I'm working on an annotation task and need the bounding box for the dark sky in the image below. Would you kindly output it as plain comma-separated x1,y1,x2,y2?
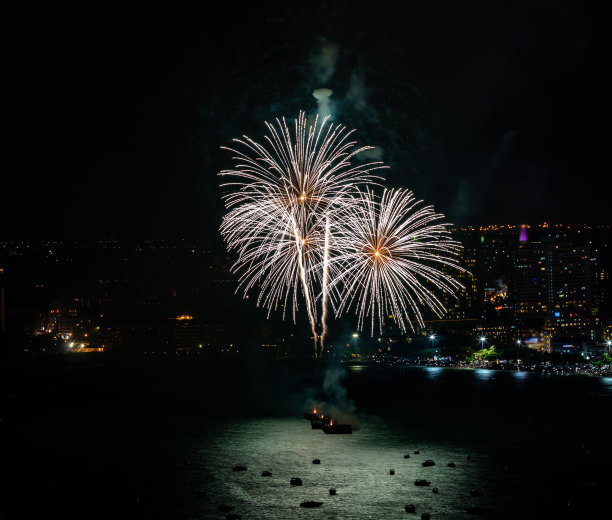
5,1,610,240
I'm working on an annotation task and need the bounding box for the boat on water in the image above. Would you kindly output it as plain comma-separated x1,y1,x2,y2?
311,416,331,429
322,423,352,434
304,409,319,421
300,501,323,508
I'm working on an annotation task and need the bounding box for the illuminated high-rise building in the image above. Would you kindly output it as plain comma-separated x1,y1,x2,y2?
546,240,592,334
513,242,548,319
440,245,479,320
513,236,593,335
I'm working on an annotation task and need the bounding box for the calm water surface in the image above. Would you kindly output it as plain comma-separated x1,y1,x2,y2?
2,359,611,519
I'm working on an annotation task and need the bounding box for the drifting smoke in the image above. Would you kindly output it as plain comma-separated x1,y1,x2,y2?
346,71,368,113
451,130,517,221
313,88,334,117
310,40,339,84
310,41,337,119
309,41,387,161
358,146,385,161
322,365,359,428
451,178,470,221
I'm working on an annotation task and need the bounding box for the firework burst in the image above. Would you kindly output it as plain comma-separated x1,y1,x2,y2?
219,112,385,355
326,188,465,336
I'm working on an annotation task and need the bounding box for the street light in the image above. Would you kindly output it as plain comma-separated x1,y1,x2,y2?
429,334,437,359
607,340,611,355
479,336,486,349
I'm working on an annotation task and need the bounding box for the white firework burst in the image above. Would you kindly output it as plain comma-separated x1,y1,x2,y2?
326,188,465,336
219,112,385,354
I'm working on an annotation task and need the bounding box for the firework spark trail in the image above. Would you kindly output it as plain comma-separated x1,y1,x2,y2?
327,188,465,336
291,215,319,348
219,112,385,355
319,213,331,356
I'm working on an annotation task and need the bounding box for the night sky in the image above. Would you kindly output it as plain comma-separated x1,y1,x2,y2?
5,1,610,240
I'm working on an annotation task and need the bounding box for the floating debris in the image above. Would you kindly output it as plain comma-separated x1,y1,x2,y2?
404,454,411,459
390,469,395,475
414,450,420,454
290,477,303,486
422,460,435,467
447,462,456,468
232,465,247,472
312,458,321,464
300,501,323,508
405,504,416,513
414,479,431,486
421,513,431,520
261,471,272,477
432,487,439,494
329,488,337,495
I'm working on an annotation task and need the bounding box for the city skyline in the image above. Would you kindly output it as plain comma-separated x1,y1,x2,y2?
1,221,609,361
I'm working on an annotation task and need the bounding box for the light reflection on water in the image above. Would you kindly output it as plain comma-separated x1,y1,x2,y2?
474,368,494,382
600,377,612,392
195,416,497,519
512,370,529,379
138,365,611,520
424,366,443,379
345,364,366,372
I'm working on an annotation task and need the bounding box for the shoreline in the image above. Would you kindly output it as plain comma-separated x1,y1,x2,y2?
344,360,612,379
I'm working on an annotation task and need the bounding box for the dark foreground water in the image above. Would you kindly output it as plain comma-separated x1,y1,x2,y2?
1,356,611,519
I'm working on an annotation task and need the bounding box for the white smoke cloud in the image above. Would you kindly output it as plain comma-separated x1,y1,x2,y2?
309,41,385,159
346,71,368,113
322,365,359,427
313,88,334,117
311,41,339,84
